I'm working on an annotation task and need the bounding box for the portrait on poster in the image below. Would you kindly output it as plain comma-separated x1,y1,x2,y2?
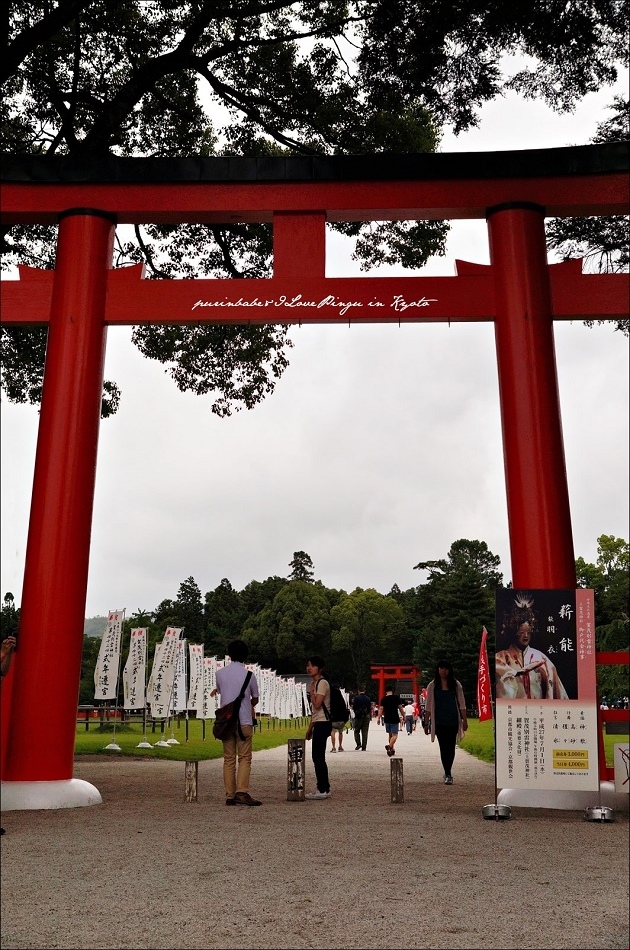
495,589,578,700
495,589,599,792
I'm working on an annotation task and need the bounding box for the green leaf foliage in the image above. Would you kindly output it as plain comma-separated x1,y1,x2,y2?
330,586,406,689
546,96,629,335
577,535,629,700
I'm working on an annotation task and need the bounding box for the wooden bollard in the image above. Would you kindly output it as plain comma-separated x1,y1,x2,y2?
184,761,198,802
390,757,404,803
287,738,306,801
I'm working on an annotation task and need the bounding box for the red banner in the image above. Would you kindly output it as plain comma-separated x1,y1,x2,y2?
477,627,493,722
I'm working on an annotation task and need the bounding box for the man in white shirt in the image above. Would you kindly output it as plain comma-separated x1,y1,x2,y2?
215,640,261,806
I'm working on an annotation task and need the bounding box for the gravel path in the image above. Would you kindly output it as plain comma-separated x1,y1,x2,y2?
1,727,628,950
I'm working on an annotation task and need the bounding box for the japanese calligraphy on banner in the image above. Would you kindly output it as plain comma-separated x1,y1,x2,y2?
495,589,598,792
122,627,147,709
477,627,493,722
147,626,182,719
187,643,204,712
171,639,187,713
94,609,125,700
200,656,220,720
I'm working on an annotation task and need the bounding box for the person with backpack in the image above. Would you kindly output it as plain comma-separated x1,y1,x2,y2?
304,654,332,799
215,639,261,806
351,686,372,751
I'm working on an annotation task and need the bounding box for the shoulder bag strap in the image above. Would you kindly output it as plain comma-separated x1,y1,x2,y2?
234,670,253,740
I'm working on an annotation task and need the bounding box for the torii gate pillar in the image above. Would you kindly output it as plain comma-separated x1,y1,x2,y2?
488,202,576,588
1,210,114,807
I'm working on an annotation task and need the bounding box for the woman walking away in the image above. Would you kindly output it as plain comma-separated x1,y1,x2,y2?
424,660,468,784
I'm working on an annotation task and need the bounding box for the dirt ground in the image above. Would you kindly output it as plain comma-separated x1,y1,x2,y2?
1,727,628,950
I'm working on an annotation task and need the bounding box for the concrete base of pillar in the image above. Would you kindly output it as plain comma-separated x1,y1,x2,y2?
497,781,628,812
1,779,102,811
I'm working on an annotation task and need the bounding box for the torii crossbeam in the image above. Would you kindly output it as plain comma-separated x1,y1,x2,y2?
1,143,628,808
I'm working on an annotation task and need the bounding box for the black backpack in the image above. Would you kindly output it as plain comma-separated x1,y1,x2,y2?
352,693,372,718
321,680,350,723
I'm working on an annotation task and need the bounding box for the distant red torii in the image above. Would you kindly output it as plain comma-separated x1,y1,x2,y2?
370,665,423,705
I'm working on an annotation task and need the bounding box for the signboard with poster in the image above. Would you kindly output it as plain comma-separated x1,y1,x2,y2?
495,588,599,793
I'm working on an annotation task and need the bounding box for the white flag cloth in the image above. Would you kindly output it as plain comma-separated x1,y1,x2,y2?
122,627,147,709
187,643,204,712
171,639,187,713
201,657,220,719
147,627,182,719
94,609,125,701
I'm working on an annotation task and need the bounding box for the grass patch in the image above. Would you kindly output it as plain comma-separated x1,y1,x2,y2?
75,716,310,762
459,719,495,763
77,716,623,767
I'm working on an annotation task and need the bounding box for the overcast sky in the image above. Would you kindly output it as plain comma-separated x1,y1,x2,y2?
2,76,628,619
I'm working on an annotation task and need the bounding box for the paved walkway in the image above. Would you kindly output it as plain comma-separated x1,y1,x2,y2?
1,726,628,949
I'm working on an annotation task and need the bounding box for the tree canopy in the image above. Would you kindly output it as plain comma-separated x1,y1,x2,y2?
2,0,628,415
288,550,316,583
7,533,628,703
546,95,629,335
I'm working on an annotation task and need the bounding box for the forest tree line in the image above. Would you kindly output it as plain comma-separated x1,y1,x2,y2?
3,535,628,707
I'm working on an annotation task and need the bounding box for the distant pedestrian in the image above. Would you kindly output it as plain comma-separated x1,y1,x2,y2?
424,660,468,785
379,685,405,757
305,655,332,799
330,682,346,752
215,639,261,806
351,686,372,751
403,701,415,735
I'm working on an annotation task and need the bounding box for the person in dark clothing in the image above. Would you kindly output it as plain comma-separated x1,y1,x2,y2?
351,687,372,751
423,660,468,784
378,686,405,757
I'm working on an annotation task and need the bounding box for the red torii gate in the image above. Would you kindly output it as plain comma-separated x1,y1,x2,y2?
1,143,628,808
370,665,422,705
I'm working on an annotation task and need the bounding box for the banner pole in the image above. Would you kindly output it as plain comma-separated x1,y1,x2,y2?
480,623,510,821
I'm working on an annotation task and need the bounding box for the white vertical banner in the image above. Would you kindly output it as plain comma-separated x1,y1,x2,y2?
259,669,273,715
249,663,262,706
201,656,220,719
291,679,302,718
94,609,125,701
171,638,187,713
187,643,204,712
272,673,282,719
122,627,147,709
280,678,290,719
148,626,182,719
